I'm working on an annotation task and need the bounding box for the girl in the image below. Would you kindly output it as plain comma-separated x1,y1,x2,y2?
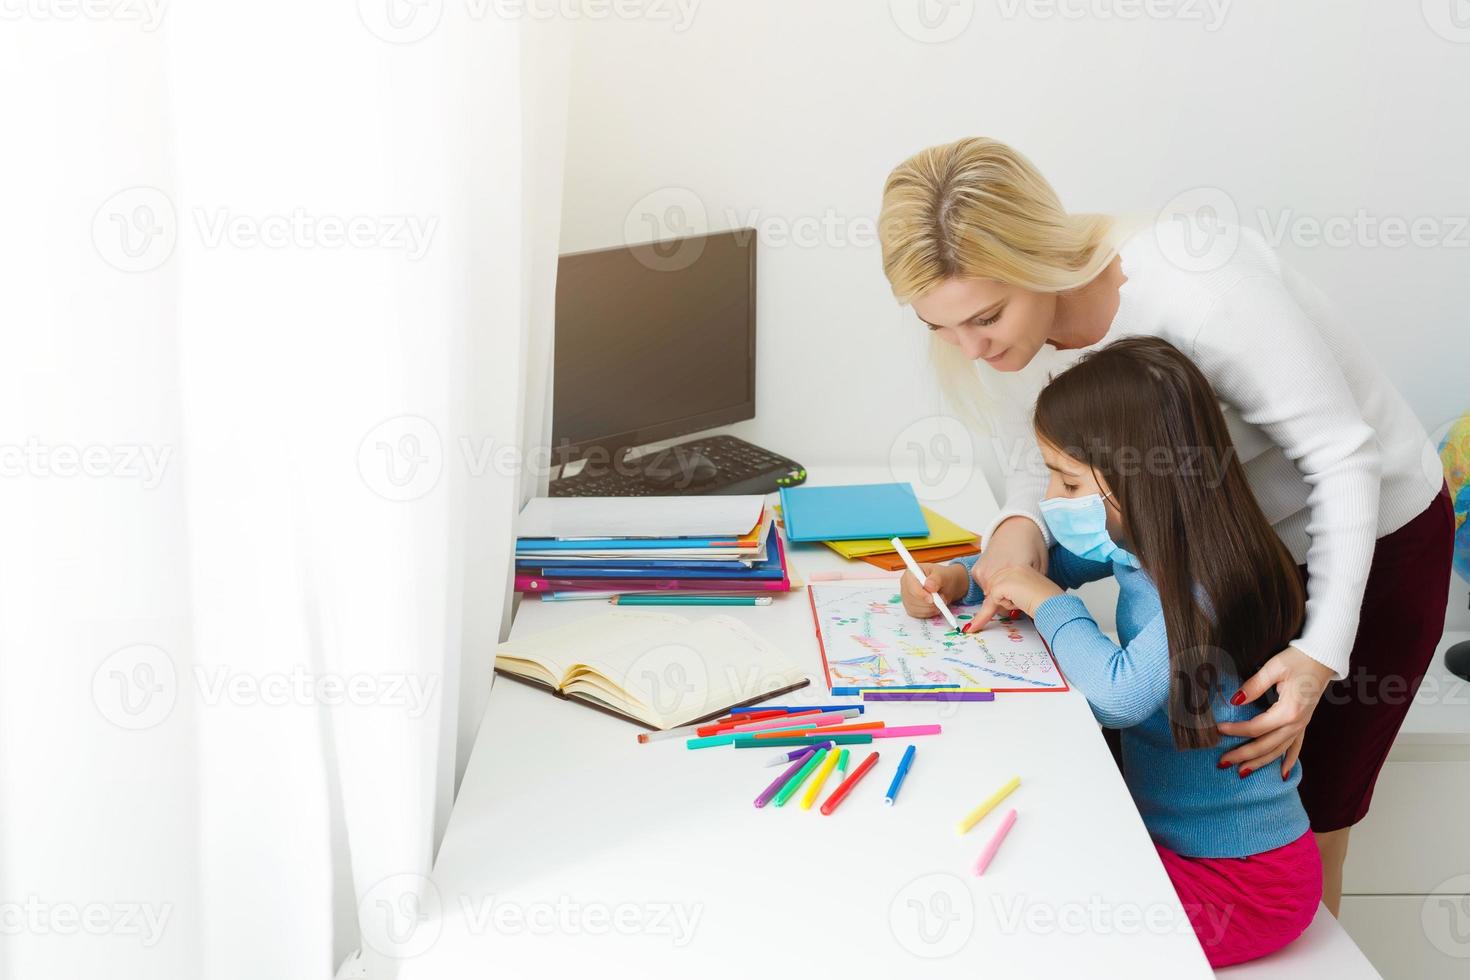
879,137,1454,914
901,337,1322,967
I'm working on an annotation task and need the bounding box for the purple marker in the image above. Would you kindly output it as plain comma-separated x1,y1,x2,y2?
754,748,816,808
762,741,834,767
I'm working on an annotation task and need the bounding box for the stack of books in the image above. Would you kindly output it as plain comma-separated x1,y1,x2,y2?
513,495,791,600
775,482,980,570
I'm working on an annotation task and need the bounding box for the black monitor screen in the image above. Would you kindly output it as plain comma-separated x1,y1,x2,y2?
552,230,755,462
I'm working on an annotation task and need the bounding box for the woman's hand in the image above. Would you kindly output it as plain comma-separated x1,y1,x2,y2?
974,516,1049,592
964,565,1062,632
899,562,969,619
1216,646,1335,778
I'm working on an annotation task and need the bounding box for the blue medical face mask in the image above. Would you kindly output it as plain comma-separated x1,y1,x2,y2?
1038,491,1141,569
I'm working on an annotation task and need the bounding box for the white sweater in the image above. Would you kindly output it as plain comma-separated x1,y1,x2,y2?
985,223,1441,679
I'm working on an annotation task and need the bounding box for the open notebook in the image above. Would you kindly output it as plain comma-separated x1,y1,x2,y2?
494,610,810,730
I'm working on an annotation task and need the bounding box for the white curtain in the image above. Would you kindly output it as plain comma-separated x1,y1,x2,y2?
0,7,569,980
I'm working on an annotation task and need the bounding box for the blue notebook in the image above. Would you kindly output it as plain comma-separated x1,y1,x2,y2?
778,482,930,542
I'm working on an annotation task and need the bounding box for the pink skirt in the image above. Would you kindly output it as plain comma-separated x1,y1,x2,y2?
1154,831,1322,968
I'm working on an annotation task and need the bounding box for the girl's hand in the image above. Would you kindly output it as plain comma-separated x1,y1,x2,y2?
964,565,1062,632
1216,646,1334,778
974,516,1049,592
899,562,969,619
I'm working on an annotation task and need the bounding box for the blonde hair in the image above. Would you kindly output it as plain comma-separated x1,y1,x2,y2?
879,137,1136,432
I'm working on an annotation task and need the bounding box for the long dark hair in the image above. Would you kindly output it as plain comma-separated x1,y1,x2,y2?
1033,337,1305,749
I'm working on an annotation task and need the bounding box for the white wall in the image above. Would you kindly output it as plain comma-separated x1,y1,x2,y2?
557,0,1470,626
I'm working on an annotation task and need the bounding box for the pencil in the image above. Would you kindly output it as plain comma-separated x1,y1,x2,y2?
891,538,960,630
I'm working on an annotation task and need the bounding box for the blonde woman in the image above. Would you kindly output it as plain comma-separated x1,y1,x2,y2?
880,137,1454,916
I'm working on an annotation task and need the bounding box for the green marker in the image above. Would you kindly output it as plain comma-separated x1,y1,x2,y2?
773,748,828,808
836,748,850,775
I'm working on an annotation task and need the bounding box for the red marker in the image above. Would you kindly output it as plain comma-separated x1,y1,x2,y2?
819,750,880,815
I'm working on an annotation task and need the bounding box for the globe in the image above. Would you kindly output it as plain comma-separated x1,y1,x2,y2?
1442,411,1470,583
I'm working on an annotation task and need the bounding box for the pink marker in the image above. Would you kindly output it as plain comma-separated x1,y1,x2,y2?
870,725,943,738
973,808,1018,875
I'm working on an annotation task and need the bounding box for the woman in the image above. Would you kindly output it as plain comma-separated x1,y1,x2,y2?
878,137,1454,915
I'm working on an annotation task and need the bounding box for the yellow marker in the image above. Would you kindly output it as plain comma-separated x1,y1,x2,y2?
800,745,843,810
957,775,1020,835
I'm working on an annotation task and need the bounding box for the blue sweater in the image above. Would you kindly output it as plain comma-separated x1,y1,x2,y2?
956,548,1309,858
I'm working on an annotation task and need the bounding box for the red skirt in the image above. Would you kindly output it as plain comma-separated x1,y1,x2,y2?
1296,484,1456,831
1156,830,1322,967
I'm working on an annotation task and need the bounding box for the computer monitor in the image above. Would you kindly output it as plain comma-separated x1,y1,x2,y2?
551,229,756,468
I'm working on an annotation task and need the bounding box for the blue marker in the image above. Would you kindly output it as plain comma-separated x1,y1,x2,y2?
884,744,917,806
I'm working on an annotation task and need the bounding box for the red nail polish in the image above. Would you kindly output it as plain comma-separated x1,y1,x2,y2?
1281,770,1289,781
1238,767,1252,779
1229,691,1246,706
1217,760,1230,769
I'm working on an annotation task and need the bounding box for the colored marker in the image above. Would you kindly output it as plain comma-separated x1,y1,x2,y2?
831,685,961,695
774,748,828,808
957,776,1021,835
763,742,834,767
694,709,787,735
749,721,884,738
864,691,995,702
973,808,1018,875
686,723,816,749
870,725,942,739
892,537,960,630
800,746,842,809
754,749,816,808
612,595,772,606
819,750,880,815
730,705,862,715
836,748,850,774
736,734,874,748
885,744,916,805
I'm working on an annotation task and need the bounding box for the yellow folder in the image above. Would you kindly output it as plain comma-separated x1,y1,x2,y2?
821,506,978,559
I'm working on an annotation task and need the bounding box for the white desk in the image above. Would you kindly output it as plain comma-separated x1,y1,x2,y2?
400,466,1213,979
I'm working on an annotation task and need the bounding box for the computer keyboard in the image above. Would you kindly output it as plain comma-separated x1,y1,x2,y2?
549,435,807,497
